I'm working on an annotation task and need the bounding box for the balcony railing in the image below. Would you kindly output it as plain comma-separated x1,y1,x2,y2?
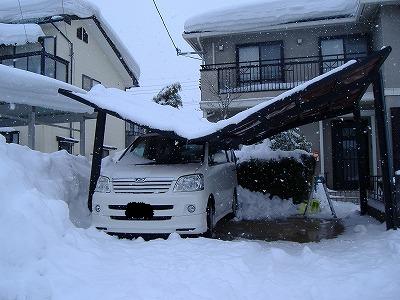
201,53,367,94
0,50,69,83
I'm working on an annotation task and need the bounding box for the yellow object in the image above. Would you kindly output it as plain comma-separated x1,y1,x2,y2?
298,199,320,214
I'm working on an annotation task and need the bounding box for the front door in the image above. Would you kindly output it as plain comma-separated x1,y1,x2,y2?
332,120,370,190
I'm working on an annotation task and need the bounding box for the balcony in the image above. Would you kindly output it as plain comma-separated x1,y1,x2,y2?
201,53,367,94
0,50,69,83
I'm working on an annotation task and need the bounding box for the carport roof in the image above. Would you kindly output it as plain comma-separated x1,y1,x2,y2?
0,47,391,147
60,47,391,147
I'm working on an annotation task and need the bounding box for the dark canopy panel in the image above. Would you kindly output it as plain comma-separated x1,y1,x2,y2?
191,47,391,148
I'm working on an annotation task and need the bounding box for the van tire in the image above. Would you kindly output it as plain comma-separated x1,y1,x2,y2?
204,200,215,238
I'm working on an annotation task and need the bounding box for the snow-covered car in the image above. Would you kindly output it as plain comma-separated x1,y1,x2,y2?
92,133,238,237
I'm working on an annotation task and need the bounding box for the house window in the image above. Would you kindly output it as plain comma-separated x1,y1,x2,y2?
0,38,68,83
57,136,79,154
0,129,19,144
77,27,88,43
320,35,368,73
82,74,101,91
237,41,283,84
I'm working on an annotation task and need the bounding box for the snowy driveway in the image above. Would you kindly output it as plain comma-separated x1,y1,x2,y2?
1,137,400,300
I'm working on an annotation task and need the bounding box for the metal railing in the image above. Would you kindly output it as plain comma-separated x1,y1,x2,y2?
201,53,367,94
367,175,384,203
0,50,69,83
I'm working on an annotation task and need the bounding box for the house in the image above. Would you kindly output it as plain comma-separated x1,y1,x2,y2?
0,0,141,157
183,0,400,208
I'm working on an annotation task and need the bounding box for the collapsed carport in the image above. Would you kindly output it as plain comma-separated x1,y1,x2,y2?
1,46,397,229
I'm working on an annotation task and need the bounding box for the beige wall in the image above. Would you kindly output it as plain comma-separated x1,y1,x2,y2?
11,19,134,157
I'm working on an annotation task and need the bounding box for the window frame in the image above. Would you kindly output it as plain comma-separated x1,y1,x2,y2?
82,74,101,91
318,33,371,73
235,41,285,84
77,27,89,44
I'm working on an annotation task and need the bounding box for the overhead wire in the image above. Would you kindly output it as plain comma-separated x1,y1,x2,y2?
151,0,202,61
16,0,28,43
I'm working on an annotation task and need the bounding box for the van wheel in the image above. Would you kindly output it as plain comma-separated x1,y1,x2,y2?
204,201,215,238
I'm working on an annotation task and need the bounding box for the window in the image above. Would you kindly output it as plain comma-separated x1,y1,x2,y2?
0,130,19,144
208,148,229,165
57,136,79,154
237,42,283,84
77,27,88,43
82,74,101,91
42,37,56,55
121,136,205,165
320,36,368,73
0,38,68,82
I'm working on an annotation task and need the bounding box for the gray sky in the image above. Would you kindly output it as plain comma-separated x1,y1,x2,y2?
94,0,250,109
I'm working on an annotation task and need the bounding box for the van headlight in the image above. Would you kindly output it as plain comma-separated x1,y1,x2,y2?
95,176,111,193
173,174,204,192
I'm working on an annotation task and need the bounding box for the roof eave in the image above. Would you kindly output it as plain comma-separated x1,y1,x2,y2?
183,16,359,43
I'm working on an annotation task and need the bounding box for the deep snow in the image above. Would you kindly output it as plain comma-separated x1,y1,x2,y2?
1,137,400,300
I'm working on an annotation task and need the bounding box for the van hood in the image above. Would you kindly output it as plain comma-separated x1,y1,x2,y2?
102,162,204,180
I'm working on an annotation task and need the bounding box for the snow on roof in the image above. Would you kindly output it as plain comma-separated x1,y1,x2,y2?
0,23,44,45
0,0,140,81
57,136,79,143
0,127,17,133
184,0,360,36
0,64,92,113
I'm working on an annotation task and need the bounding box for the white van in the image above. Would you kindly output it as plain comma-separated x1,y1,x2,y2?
92,134,238,237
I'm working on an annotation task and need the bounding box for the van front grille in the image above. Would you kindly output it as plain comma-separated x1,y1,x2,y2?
112,178,173,194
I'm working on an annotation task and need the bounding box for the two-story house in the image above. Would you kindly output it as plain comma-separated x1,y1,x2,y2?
0,0,140,157
183,0,400,206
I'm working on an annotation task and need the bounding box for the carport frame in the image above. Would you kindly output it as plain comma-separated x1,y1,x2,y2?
59,47,398,229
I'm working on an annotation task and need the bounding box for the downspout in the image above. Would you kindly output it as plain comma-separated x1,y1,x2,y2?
197,36,205,64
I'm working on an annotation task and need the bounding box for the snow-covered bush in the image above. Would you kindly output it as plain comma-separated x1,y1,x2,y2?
236,140,315,204
269,128,312,152
153,82,183,108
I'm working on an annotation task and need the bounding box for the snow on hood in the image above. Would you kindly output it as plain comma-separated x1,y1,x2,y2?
0,0,140,80
0,23,44,45
184,0,360,35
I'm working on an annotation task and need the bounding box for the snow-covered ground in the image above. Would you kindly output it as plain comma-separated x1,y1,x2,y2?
1,137,400,300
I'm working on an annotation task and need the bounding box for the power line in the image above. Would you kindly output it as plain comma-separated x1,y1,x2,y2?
151,0,202,61
16,0,28,43
151,0,179,54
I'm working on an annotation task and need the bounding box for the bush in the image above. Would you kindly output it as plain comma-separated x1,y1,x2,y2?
237,154,316,204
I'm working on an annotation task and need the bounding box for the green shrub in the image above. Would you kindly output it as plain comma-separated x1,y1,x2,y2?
237,155,316,204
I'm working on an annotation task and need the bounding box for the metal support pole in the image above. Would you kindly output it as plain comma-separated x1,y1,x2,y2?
80,118,86,156
28,107,36,150
373,72,397,229
319,121,325,176
88,111,106,212
354,105,368,215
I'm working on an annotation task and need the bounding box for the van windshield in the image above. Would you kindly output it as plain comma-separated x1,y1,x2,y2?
120,136,205,165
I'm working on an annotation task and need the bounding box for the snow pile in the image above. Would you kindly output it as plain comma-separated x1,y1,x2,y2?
1,137,400,299
235,139,309,163
0,23,44,45
0,0,140,80
185,0,359,35
0,138,90,228
237,187,298,220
